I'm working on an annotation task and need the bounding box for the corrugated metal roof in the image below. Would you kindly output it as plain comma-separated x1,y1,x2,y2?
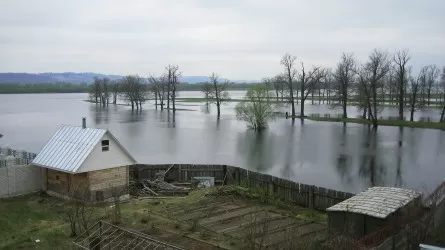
32,125,106,173
326,187,421,219
419,244,445,250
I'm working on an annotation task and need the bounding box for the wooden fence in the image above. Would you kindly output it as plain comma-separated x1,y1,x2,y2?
131,164,354,211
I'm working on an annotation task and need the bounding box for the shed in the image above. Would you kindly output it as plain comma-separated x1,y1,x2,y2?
326,186,421,239
32,118,137,201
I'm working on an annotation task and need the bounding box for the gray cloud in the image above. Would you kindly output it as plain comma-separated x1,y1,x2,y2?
0,0,444,80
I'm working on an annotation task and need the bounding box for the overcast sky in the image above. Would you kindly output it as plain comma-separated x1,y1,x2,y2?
0,0,444,80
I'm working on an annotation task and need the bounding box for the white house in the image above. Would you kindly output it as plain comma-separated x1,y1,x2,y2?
32,118,137,201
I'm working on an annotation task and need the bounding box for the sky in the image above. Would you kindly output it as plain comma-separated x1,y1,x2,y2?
0,0,444,80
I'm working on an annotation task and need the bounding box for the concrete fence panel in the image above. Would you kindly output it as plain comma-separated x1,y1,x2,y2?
0,165,43,198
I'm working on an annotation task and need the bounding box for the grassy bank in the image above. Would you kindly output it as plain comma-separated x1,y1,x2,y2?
176,97,245,103
293,115,445,130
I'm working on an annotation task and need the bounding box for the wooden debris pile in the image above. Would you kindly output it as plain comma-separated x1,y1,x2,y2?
132,179,191,197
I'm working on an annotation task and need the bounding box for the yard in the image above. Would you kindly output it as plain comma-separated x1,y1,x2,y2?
0,186,328,249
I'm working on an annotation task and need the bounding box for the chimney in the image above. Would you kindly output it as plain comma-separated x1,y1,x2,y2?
82,117,86,129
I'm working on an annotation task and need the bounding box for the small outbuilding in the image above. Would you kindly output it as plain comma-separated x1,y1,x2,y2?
326,186,422,239
32,118,137,201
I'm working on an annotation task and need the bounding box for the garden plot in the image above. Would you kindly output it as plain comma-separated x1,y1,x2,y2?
156,188,328,249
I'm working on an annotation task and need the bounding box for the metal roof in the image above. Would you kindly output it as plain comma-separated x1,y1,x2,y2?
326,187,421,219
419,244,445,250
32,125,135,173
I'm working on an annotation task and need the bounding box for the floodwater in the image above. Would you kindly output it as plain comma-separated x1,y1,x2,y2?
0,91,444,194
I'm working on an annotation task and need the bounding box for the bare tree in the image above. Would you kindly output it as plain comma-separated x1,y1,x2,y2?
120,75,147,110
205,73,230,118
332,53,357,118
148,75,167,110
440,67,445,122
393,49,411,120
100,78,110,106
243,209,272,250
298,63,327,117
261,77,273,90
201,80,213,109
63,182,95,237
89,77,102,104
281,53,298,120
426,65,440,106
408,67,427,121
271,74,286,102
109,185,128,225
110,80,120,104
356,49,391,128
166,65,181,112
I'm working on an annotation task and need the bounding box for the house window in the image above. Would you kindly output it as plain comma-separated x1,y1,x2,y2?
56,175,60,181
101,140,109,152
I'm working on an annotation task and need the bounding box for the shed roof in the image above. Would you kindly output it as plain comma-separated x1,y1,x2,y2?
32,125,136,173
326,187,421,219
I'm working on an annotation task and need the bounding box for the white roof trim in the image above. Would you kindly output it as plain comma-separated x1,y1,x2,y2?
327,186,421,219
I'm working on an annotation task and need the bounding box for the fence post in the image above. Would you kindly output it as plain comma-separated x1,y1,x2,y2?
222,165,227,185
269,179,274,196
308,185,315,209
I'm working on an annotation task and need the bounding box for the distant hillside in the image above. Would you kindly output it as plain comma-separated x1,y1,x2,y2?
0,73,122,84
0,72,258,84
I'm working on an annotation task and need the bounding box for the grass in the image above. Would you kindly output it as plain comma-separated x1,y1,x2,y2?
293,115,445,130
0,193,70,250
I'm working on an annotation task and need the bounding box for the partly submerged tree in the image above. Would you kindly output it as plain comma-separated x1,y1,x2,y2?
332,52,357,118
440,66,445,122
408,66,427,121
235,84,276,130
203,73,230,118
356,49,391,128
393,49,411,120
280,53,298,120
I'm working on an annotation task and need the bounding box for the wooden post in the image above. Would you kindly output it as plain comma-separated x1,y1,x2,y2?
269,181,274,196
222,165,227,185
308,185,315,209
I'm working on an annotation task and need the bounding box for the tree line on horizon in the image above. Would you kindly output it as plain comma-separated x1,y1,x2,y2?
85,49,445,128
264,49,445,126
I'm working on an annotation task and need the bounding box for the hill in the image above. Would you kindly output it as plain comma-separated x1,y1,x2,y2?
0,73,258,84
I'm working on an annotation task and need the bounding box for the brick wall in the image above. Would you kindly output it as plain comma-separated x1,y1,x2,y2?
88,166,128,191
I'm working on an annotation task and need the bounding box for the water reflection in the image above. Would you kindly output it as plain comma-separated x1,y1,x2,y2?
154,110,176,128
2,92,445,194
282,121,296,178
90,104,110,125
395,127,403,187
201,102,211,114
358,126,386,187
236,130,275,172
121,109,145,123
335,124,353,185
